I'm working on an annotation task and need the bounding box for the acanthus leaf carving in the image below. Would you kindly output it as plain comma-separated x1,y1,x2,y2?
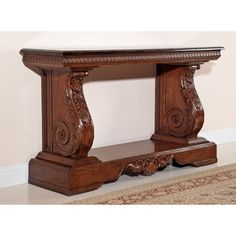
66,71,92,125
181,65,202,111
123,155,173,176
180,65,204,137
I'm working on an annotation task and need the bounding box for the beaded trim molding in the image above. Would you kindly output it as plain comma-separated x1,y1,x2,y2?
22,50,221,67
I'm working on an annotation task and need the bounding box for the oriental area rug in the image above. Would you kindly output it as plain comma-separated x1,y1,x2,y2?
67,163,236,204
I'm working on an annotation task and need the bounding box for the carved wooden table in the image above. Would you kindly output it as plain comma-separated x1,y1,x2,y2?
20,47,223,195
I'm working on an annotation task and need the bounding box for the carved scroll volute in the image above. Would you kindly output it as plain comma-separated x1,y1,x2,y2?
53,71,94,158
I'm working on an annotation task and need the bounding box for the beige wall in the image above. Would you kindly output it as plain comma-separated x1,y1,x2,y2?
0,32,235,166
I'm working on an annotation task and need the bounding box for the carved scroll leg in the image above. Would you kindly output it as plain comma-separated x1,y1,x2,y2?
151,64,217,166
28,69,100,195
52,70,94,158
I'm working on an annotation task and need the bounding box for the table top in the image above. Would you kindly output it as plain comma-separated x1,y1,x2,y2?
20,46,224,55
20,47,224,68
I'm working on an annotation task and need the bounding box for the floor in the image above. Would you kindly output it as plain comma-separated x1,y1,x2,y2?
0,142,235,204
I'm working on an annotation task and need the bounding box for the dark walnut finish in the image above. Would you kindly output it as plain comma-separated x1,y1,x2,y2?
20,47,223,195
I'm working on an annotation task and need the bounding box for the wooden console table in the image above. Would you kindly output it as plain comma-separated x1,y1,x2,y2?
20,47,223,195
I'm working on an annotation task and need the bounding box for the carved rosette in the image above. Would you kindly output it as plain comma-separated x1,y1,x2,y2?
53,71,94,158
165,65,204,138
123,155,173,176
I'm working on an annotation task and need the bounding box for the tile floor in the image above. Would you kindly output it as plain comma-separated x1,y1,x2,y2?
0,142,235,204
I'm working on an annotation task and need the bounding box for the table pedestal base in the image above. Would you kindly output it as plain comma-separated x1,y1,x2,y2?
29,139,216,196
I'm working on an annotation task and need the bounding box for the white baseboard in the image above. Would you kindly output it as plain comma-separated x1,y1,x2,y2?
0,162,28,188
199,127,236,145
1,127,236,189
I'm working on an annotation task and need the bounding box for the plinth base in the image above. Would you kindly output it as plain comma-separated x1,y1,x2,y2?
29,139,217,196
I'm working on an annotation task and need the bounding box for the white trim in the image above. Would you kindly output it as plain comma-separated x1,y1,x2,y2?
0,127,236,189
199,127,236,145
0,162,28,188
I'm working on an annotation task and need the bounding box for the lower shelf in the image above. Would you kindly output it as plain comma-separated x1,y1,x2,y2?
29,139,217,195
89,139,207,162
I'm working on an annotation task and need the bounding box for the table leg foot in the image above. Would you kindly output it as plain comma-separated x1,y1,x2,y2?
174,142,217,167
28,152,104,196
